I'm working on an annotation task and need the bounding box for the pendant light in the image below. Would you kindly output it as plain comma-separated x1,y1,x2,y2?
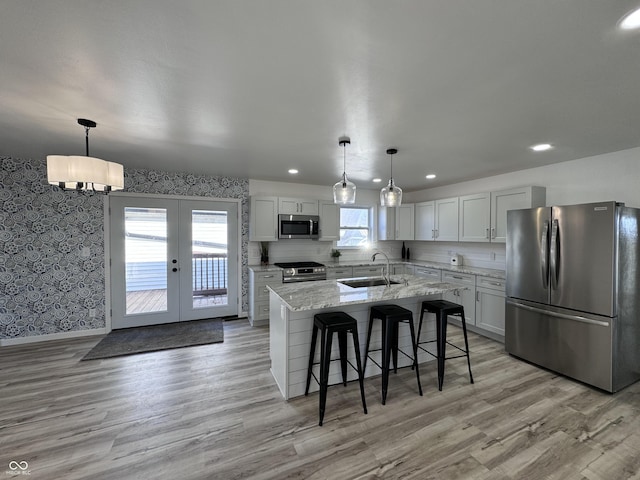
333,136,356,204
380,148,402,207
47,118,124,193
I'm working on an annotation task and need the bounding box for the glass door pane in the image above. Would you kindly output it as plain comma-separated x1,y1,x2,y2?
191,209,228,308
125,207,168,314
179,200,238,321
110,196,180,329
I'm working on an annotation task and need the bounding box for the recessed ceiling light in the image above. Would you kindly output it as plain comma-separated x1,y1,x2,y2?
620,7,640,30
372,178,382,183
426,174,436,180
530,143,553,152
288,169,298,174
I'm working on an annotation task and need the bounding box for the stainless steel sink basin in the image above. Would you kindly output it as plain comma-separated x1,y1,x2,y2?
339,278,400,288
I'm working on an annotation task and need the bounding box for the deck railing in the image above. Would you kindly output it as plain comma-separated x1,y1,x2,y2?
125,253,228,296
192,253,228,296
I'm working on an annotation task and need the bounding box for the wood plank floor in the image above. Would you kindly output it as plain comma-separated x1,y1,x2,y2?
2,320,640,479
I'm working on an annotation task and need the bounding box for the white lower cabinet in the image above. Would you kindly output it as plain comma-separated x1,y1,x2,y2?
325,266,353,279
475,276,506,337
249,269,282,326
441,271,476,326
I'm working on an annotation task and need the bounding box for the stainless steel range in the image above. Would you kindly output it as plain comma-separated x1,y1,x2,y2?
274,261,326,283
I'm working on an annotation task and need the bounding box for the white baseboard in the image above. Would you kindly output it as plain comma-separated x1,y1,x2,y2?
0,328,107,347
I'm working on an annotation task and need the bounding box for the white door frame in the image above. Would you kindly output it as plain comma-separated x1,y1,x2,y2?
105,192,242,330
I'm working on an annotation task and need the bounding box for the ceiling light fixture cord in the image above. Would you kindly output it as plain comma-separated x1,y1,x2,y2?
333,136,356,205
84,125,90,156
380,147,402,207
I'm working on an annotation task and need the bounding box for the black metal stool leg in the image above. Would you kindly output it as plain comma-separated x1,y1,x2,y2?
338,331,348,386
413,306,425,370
391,321,399,374
305,324,319,396
459,313,474,384
437,313,448,391
319,329,333,426
351,327,367,414
363,310,374,374
381,318,392,405
407,316,423,396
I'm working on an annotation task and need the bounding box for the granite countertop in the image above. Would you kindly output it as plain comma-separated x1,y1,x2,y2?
267,274,464,312
406,261,506,280
248,264,283,273
249,260,505,280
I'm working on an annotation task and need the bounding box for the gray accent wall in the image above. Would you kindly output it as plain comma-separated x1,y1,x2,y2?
0,156,249,340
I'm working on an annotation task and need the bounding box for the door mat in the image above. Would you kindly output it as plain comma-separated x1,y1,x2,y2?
82,318,224,360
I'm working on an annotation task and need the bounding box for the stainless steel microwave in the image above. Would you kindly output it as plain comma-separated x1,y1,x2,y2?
278,214,320,240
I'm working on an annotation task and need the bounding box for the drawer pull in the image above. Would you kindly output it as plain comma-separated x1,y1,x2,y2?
451,275,464,280
262,275,275,278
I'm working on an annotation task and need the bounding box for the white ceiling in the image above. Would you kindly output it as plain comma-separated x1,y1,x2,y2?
2,1,640,191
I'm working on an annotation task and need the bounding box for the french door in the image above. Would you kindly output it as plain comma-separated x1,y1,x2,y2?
109,195,239,329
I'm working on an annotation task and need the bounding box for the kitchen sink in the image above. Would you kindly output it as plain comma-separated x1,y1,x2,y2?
339,278,400,288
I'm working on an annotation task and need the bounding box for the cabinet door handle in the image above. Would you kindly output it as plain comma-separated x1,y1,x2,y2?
476,291,480,301
486,228,490,239
431,229,435,239
491,227,496,239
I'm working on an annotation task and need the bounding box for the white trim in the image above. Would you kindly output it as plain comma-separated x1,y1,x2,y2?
104,194,113,333
107,193,243,325
109,191,242,205
0,328,107,347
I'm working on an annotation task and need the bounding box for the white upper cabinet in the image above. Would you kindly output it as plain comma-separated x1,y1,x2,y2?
278,197,319,215
396,204,415,240
378,207,394,240
434,197,459,242
378,204,414,240
318,201,339,241
490,186,546,243
415,198,458,241
250,196,278,241
459,192,491,242
415,201,436,241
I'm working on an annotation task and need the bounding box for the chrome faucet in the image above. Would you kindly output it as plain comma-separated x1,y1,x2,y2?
371,251,391,287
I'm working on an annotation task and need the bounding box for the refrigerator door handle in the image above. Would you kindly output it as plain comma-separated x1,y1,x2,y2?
507,300,610,327
549,219,559,289
541,221,549,289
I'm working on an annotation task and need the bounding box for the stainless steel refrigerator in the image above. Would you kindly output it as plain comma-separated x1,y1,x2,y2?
505,201,640,392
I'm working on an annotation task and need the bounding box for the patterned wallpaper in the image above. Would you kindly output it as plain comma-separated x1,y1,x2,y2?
0,156,249,340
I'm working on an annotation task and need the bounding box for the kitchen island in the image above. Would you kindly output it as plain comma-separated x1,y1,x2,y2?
267,275,463,399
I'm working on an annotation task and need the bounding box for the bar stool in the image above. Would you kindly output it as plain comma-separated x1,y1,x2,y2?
416,299,474,391
363,304,422,405
304,312,367,426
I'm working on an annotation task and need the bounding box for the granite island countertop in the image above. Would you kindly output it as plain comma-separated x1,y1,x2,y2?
267,274,464,312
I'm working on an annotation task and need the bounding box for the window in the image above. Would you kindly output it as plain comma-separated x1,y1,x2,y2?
337,206,373,247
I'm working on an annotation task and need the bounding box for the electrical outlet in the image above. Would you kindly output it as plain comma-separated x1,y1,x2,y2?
89,308,96,317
